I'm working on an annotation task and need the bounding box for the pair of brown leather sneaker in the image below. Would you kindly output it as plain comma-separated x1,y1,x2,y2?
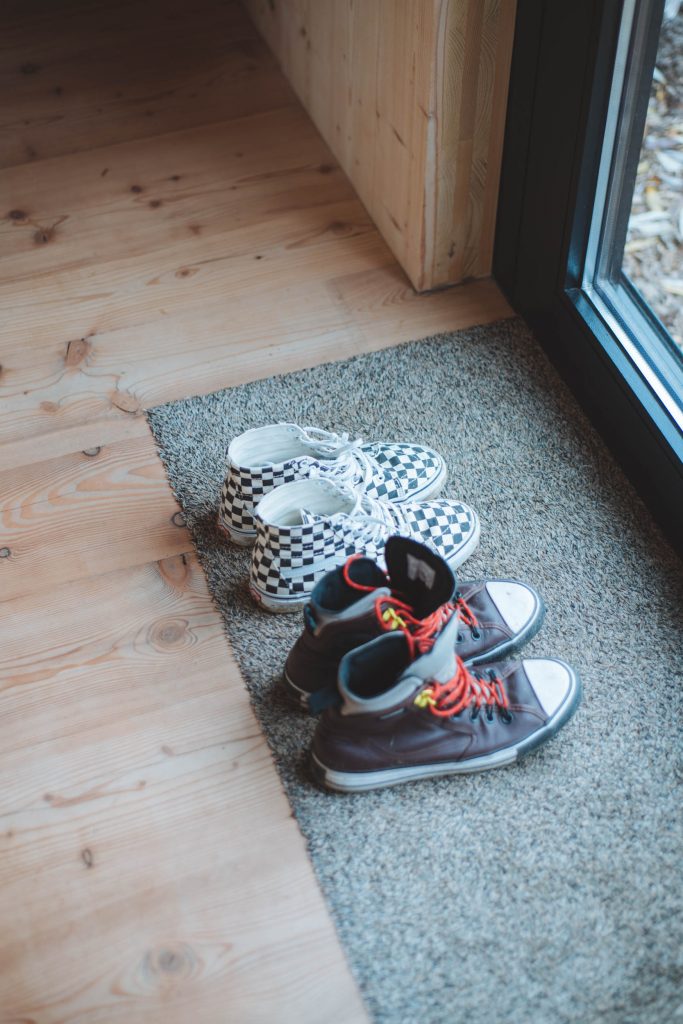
284,537,581,792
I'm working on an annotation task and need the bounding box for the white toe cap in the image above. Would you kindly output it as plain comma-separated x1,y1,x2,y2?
486,581,538,633
523,658,574,717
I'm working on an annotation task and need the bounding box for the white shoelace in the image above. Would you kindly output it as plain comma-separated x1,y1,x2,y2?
296,426,376,490
338,492,411,548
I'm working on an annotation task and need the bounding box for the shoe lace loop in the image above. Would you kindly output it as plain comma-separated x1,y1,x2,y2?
414,658,509,719
298,426,376,490
333,493,410,550
375,597,455,657
454,592,478,629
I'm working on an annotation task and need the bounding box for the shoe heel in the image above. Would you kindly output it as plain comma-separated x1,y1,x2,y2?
309,751,331,791
282,669,312,708
248,583,308,614
217,515,256,547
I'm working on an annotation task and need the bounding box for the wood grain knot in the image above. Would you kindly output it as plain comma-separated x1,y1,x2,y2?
40,401,59,413
0,547,11,559
65,337,92,367
175,266,199,279
143,943,198,983
8,209,27,221
149,617,191,650
130,185,143,194
81,848,94,868
149,199,162,209
157,553,191,586
110,390,141,415
31,214,68,246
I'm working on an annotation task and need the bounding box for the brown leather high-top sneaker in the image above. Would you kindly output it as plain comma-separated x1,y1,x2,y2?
310,612,581,792
284,537,545,710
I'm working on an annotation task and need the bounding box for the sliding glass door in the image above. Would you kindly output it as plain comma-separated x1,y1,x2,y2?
495,0,682,551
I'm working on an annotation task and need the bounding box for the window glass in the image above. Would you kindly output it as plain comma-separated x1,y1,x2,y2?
623,4,682,357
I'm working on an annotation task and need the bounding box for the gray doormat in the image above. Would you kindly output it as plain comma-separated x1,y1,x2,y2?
147,319,683,1024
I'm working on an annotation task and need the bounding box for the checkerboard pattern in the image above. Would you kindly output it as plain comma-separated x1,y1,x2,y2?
362,443,443,502
249,498,477,605
250,520,386,602
219,462,300,535
399,501,475,560
219,441,444,539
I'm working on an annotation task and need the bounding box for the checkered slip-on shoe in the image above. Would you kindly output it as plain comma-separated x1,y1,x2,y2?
249,478,480,613
218,422,447,545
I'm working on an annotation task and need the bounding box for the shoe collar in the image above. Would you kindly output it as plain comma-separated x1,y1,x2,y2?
338,612,460,716
228,423,364,471
312,586,392,629
253,479,404,540
255,478,358,529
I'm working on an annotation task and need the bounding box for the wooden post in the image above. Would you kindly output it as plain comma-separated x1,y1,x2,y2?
242,0,517,291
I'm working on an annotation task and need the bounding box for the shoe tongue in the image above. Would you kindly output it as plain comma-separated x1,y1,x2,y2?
300,506,322,526
384,536,455,618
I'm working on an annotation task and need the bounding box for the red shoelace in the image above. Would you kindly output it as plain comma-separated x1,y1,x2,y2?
342,554,479,657
414,657,509,718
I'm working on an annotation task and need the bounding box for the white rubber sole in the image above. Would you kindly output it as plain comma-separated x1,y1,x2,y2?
249,584,310,614
311,663,581,793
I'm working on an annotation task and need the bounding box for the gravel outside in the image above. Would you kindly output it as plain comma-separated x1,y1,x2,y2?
624,9,683,353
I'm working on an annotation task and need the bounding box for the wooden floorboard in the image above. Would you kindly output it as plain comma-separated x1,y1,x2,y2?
0,556,364,1023
0,434,189,601
0,0,512,1018
0,106,350,273
0,0,293,168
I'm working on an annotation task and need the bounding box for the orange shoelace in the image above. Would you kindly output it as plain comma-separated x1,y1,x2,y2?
342,554,479,657
414,658,509,719
375,596,454,657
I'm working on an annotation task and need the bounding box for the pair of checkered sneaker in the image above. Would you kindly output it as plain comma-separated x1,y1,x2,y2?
218,422,480,612
283,537,582,793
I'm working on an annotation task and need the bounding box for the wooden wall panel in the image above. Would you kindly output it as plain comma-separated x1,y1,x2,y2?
242,0,517,291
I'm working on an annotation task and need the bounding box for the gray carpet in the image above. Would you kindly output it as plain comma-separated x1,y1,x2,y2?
147,318,683,1024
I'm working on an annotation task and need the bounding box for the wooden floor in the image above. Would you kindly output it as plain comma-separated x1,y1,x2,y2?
0,1,511,1020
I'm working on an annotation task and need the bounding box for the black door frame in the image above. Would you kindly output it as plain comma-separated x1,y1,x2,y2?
494,0,683,554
